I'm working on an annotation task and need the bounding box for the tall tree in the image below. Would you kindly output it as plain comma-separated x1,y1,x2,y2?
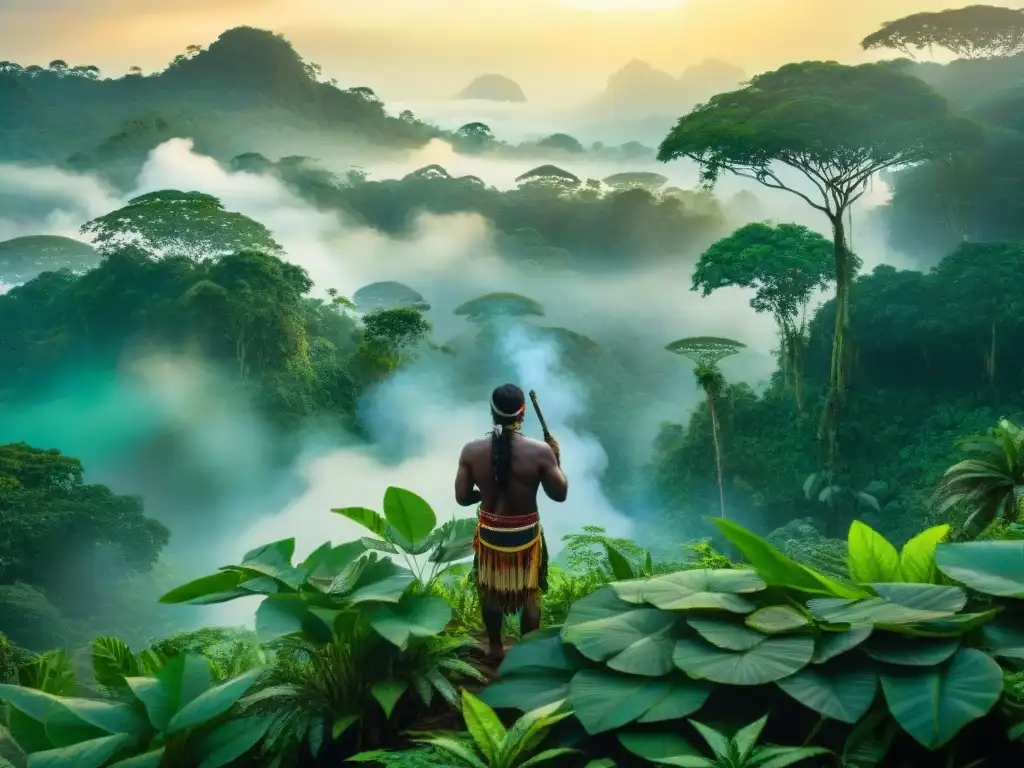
664,336,745,519
80,190,283,260
692,223,836,412
861,6,1024,59
657,61,983,469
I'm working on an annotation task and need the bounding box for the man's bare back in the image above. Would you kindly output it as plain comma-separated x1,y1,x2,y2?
455,433,567,514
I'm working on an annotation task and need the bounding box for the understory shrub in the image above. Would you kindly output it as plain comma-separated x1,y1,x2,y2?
482,518,1024,764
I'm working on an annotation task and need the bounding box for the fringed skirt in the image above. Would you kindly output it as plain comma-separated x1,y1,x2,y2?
472,508,549,614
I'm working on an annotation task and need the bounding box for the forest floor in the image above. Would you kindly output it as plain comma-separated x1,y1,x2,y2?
409,632,515,733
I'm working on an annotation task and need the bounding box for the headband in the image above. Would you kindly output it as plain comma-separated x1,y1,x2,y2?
491,397,525,419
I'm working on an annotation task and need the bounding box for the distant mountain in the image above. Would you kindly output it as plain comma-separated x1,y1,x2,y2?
0,26,446,178
455,74,526,102
581,58,745,120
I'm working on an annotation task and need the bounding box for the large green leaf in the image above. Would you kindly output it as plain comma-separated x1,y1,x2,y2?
428,517,478,564
123,677,174,732
195,716,272,768
304,543,371,595
164,667,265,735
382,486,436,546
568,669,673,735
611,569,764,613
686,618,766,651
331,506,388,538
880,648,1003,749
346,560,415,605
0,685,63,722
25,733,137,768
935,540,1024,598
848,522,901,584
899,525,949,583
618,732,703,764
812,627,872,664
158,571,246,605
713,519,865,599
253,595,312,643
109,749,165,767
808,583,966,626
46,698,145,737
745,606,808,634
238,538,306,589
498,633,581,676
477,672,571,712
776,659,878,723
864,636,959,666
602,542,638,580
637,677,712,724
980,617,1024,661
365,595,451,649
562,589,676,677
370,680,408,719
673,634,814,686
461,691,506,763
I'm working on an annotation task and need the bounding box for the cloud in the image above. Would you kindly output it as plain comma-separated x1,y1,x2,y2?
0,132,910,630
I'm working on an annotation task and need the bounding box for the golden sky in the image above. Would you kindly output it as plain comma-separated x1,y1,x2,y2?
3,0,1022,101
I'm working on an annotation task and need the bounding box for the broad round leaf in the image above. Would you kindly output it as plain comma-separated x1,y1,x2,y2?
864,636,959,667
617,569,764,613
812,627,872,664
673,634,814,685
569,669,673,734
809,583,966,626
477,672,571,712
382,487,437,546
744,606,809,634
498,634,582,676
687,618,766,651
880,648,1003,749
563,603,677,677
935,541,1024,598
637,677,713,723
776,659,878,723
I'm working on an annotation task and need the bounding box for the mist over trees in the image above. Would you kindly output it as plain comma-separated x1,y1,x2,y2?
2,9,1024,768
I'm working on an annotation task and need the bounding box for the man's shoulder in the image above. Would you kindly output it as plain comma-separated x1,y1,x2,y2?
461,436,490,455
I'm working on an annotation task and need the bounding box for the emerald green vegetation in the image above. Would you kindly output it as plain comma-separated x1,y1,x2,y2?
4,7,1024,767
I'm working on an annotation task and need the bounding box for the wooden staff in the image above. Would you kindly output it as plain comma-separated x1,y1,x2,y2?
528,390,551,441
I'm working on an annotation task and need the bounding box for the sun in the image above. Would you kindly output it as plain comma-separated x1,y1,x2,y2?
553,0,687,11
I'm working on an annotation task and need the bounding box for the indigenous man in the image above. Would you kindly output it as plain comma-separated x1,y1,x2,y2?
454,383,568,661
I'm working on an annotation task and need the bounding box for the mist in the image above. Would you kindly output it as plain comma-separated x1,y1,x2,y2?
0,127,907,630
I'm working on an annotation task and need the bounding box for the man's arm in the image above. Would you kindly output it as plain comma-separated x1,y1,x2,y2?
539,443,568,503
454,443,482,507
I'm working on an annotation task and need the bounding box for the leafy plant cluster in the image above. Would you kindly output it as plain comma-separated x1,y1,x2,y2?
481,517,1024,765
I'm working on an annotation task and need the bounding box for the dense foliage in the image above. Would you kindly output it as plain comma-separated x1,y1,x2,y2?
3,9,1024,767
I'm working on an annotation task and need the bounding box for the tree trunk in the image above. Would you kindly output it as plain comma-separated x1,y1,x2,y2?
706,389,726,519
821,211,853,477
